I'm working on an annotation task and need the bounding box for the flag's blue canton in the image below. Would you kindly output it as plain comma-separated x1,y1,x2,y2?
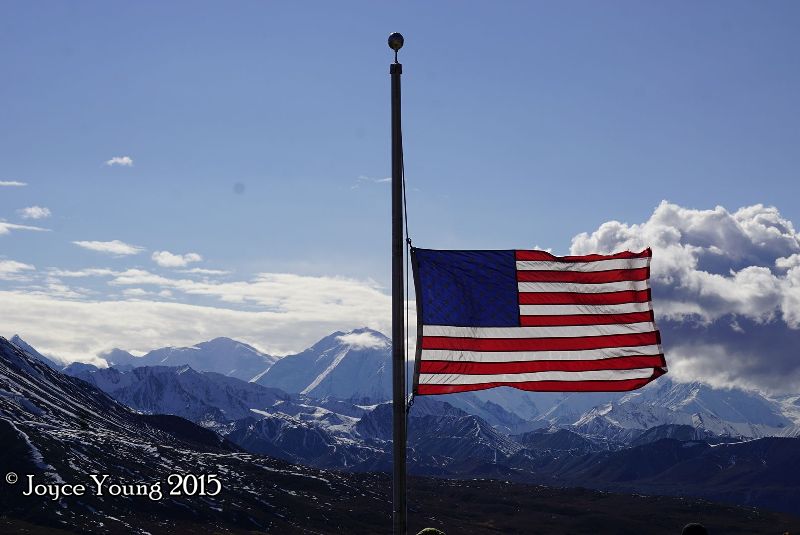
414,249,519,327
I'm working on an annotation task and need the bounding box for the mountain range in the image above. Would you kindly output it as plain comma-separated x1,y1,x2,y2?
5,333,800,534
0,335,393,533
101,336,278,382
8,329,800,515
15,328,800,445
254,327,394,401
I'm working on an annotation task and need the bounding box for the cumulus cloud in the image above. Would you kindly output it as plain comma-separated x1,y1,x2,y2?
72,240,145,256
0,181,27,187
0,221,49,236
571,201,800,393
0,260,35,280
17,206,51,220
105,156,133,167
151,251,202,268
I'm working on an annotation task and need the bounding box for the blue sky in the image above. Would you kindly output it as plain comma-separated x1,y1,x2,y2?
2,2,800,387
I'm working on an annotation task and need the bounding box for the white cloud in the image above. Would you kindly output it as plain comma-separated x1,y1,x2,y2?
571,201,800,393
776,254,800,271
106,269,392,314
571,201,800,324
18,206,51,220
0,260,35,280
120,288,173,299
0,221,49,236
352,175,391,189
72,240,145,256
47,268,118,278
121,288,151,298
0,181,27,187
151,251,203,268
0,270,392,362
31,282,87,299
180,268,231,276
337,331,389,349
105,156,133,167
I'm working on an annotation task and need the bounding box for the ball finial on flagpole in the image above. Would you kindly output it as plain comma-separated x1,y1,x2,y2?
388,32,404,51
388,32,404,63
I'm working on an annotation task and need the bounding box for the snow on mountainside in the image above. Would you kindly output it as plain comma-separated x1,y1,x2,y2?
256,328,393,401
61,354,389,467
571,378,795,441
101,337,278,382
64,363,288,426
9,336,798,531
0,336,395,533
18,332,800,445
438,391,540,434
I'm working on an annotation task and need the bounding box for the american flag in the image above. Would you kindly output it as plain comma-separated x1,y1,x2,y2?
411,248,666,395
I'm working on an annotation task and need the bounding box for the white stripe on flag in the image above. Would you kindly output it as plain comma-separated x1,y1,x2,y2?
418,367,656,384
518,302,652,315
422,322,655,339
517,280,650,293
516,258,649,272
420,344,663,362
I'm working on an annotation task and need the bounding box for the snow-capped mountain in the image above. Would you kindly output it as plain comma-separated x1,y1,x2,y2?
64,363,288,426
226,408,381,469
23,332,800,444
571,378,794,441
10,332,800,515
8,334,61,369
62,356,392,467
256,327,393,401
437,391,541,434
64,345,525,475
102,336,278,382
629,424,716,447
0,335,398,533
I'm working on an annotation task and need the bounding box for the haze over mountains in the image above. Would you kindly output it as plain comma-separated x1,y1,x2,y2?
101,336,279,382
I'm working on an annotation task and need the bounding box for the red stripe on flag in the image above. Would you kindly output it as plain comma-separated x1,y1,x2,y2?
519,311,654,326
419,355,666,375
518,289,651,305
416,369,665,394
421,331,660,352
516,267,650,283
515,249,652,262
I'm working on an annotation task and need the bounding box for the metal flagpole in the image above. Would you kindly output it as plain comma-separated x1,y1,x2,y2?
388,31,407,535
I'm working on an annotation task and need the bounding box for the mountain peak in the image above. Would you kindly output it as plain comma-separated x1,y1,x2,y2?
200,337,264,354
257,329,392,401
206,336,237,344
7,335,60,368
100,339,277,382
